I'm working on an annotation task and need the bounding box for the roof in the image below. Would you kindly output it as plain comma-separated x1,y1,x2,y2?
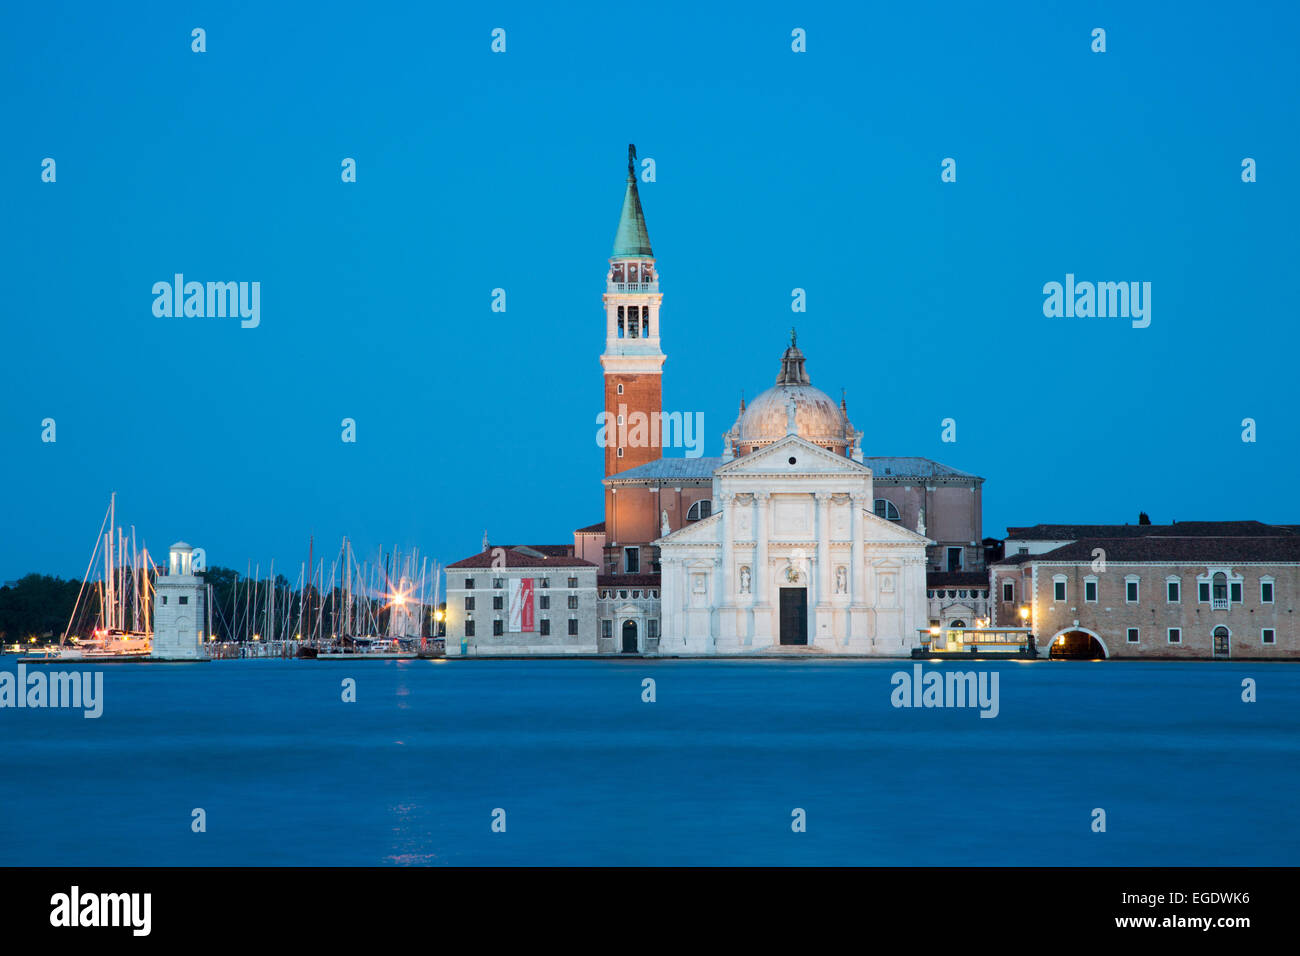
926,571,989,588
1005,521,1297,540
865,457,980,480
489,543,574,556
990,552,1038,567
598,573,661,587
606,457,723,483
447,546,595,570
611,154,653,259
575,521,606,534
1036,536,1300,563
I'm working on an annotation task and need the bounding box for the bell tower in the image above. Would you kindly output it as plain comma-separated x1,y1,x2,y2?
601,144,665,477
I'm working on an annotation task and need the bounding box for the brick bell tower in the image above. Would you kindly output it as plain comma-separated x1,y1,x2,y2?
601,144,665,479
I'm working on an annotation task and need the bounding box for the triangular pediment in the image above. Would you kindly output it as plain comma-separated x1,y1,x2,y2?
861,508,932,544
656,510,721,546
716,435,869,477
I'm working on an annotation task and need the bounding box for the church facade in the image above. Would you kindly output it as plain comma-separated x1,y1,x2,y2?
444,146,982,657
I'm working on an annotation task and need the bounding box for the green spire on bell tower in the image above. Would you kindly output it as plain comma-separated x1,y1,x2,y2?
612,143,654,260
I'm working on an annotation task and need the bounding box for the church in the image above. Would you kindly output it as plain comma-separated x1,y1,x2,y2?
445,147,985,656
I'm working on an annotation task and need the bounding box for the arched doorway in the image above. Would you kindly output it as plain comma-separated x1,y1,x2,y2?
621,620,638,654
1213,626,1231,658
1049,628,1108,660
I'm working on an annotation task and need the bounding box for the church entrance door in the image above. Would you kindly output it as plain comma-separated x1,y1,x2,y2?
621,620,638,653
779,588,808,645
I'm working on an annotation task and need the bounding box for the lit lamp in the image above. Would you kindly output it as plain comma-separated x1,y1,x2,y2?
1018,606,1029,625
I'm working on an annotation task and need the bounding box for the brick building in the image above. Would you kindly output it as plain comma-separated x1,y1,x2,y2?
990,522,1300,658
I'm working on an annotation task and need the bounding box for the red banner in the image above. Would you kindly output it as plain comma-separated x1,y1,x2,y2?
520,577,534,632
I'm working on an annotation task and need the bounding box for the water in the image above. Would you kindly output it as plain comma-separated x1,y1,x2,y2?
1,656,1296,866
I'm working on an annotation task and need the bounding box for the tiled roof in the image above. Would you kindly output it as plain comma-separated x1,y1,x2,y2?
605,457,723,482
865,457,980,479
447,547,595,569
990,552,1038,566
603,454,981,483
574,521,606,534
598,573,661,587
1036,536,1300,563
489,544,574,556
926,571,989,588
1005,521,1298,540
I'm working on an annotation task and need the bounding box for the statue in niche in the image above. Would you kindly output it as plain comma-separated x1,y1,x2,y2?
835,566,847,594
661,510,670,536
739,565,751,594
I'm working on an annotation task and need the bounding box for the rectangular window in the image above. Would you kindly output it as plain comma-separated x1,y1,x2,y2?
1198,581,1210,603
464,620,475,637
539,595,550,610
540,578,550,589
492,596,503,610
464,578,475,590
946,547,963,572
567,576,579,588
1084,580,1097,603
161,596,168,605
567,594,578,610
1002,582,1014,602
464,596,475,610
540,619,550,636
1167,580,1180,603
568,619,578,636
1261,581,1274,603
1127,627,1139,644
625,547,640,573
1262,628,1276,645
648,620,659,639
1126,580,1139,603
1017,547,1028,555
1230,582,1242,603
601,620,612,640
493,619,503,636
1053,580,1066,602
179,596,189,605
493,578,504,589
1168,628,1181,644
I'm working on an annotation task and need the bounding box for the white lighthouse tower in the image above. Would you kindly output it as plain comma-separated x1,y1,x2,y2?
151,541,207,661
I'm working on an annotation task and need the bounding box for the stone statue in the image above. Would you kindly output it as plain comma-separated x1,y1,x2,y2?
740,566,751,594
661,509,670,535
786,396,798,435
835,566,847,594
917,507,926,537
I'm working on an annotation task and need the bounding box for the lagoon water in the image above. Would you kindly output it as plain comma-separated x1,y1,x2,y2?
1,656,1297,866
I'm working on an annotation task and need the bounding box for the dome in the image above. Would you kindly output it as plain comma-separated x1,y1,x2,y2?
738,384,847,445
728,335,861,458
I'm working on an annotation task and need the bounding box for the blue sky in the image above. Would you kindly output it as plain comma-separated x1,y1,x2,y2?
2,1,1298,581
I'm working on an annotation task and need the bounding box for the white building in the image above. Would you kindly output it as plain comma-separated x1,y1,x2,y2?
151,541,207,661
656,343,931,655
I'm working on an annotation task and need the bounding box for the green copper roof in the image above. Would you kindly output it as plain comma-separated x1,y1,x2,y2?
612,146,653,259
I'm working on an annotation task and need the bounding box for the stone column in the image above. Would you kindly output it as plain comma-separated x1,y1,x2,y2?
850,492,865,605
753,492,769,606
748,491,769,647
815,492,832,604
720,491,736,606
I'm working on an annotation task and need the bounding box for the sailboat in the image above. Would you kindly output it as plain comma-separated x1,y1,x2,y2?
35,493,154,661
315,539,426,659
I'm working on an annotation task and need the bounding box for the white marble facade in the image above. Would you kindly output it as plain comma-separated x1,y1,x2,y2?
657,434,930,655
